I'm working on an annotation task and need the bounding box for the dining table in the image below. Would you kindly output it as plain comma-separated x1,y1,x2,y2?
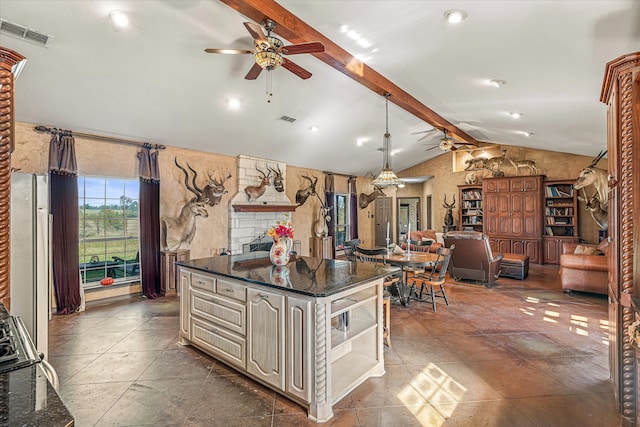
371,251,440,306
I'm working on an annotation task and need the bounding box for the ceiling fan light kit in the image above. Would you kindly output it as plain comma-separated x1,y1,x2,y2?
205,19,324,81
372,93,404,188
444,9,468,24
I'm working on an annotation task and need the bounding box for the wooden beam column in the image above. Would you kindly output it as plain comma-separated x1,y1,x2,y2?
0,47,27,310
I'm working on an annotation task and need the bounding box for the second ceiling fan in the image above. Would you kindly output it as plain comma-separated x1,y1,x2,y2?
205,19,325,80
423,129,476,151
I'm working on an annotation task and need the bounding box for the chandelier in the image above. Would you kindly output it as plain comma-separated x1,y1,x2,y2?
372,93,404,188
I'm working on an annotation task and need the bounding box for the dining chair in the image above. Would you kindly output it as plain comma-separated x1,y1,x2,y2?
409,244,455,312
354,245,396,347
403,238,433,280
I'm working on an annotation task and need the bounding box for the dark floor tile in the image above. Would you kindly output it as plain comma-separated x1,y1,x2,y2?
108,329,179,353
509,393,621,427
273,408,360,426
392,337,462,365
47,353,101,384
138,348,214,381
58,381,131,427
65,350,163,384
355,404,445,426
49,331,129,356
188,372,275,422
431,400,536,426
94,378,205,426
349,365,423,408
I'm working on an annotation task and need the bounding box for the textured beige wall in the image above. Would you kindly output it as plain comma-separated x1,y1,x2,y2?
11,122,376,259
399,145,605,244
13,122,604,263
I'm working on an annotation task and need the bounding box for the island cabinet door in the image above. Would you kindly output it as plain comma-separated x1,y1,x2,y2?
247,288,286,390
179,269,191,338
286,296,312,402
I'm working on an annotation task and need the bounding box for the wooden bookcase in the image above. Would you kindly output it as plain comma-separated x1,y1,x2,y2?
458,184,483,232
542,180,579,264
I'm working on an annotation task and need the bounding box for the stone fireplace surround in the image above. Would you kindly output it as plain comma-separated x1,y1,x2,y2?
228,155,295,255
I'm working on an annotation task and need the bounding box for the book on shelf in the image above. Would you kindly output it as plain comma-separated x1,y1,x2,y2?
545,185,573,198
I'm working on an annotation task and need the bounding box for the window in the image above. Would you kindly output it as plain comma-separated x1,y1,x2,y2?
334,193,351,250
78,177,140,288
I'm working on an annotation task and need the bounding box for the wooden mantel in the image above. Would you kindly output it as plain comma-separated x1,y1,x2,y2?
232,204,298,213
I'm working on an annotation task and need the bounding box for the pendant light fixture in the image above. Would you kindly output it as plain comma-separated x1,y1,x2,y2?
371,93,404,188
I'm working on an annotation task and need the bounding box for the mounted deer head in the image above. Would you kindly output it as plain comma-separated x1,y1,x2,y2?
267,164,285,192
578,188,608,231
204,169,232,206
244,165,271,202
575,150,608,210
443,193,455,227
358,185,386,209
296,175,318,206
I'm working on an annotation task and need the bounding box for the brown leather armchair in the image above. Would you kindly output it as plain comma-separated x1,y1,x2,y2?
559,242,608,295
443,231,503,285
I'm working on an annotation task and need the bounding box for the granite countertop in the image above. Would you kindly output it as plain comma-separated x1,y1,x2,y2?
177,253,398,297
0,364,74,427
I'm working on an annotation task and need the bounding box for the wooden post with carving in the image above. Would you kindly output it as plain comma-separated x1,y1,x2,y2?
0,47,27,310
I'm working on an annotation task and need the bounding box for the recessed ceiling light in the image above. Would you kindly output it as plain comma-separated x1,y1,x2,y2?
444,9,468,24
357,138,367,146
509,112,523,119
227,98,241,110
109,10,130,31
520,131,534,137
339,25,349,34
346,30,360,41
309,126,319,132
489,79,506,87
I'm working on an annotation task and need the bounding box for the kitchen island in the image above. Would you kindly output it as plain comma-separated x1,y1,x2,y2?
177,253,394,422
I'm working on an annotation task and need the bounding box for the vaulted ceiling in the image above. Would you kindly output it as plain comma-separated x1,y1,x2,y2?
1,1,638,175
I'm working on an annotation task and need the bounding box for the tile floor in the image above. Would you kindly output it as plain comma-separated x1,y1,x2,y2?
49,264,622,426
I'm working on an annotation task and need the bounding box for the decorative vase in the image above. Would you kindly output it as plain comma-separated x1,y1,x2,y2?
270,237,292,266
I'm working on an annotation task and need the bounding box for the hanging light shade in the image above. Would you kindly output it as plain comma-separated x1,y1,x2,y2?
372,93,404,188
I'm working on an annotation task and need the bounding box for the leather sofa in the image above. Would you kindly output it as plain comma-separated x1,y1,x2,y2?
559,241,609,295
443,231,504,285
400,230,443,253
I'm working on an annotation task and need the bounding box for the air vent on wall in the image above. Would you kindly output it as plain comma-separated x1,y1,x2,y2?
0,19,53,47
278,115,297,123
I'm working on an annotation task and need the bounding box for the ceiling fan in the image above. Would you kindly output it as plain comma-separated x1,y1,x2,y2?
204,19,325,80
423,129,476,152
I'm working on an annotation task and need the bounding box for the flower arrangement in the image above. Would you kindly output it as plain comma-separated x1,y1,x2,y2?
267,220,294,241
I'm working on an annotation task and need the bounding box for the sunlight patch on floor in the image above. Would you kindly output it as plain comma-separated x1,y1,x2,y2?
398,363,467,417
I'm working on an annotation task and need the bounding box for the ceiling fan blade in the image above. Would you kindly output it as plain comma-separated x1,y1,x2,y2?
204,48,254,55
450,146,458,151
243,22,267,44
282,42,325,55
244,62,263,80
282,58,312,79
425,146,440,152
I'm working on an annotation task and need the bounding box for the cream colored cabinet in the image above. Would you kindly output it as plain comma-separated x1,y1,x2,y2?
179,270,191,338
247,287,285,390
286,296,312,402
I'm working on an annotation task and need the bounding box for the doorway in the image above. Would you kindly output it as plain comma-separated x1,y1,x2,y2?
397,197,421,242
374,197,392,246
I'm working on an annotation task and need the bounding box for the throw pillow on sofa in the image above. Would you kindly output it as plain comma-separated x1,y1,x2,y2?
574,245,598,255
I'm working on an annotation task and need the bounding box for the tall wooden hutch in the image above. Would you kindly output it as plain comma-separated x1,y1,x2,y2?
482,175,544,264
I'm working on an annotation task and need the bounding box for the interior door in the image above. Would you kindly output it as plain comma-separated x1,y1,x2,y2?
374,197,392,247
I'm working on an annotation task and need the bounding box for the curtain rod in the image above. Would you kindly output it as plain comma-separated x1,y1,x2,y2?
34,125,166,150
323,171,357,178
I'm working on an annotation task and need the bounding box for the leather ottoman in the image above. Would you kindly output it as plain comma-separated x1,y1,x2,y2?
500,253,529,280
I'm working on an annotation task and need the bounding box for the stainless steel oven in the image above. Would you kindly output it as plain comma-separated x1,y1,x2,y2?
0,303,58,390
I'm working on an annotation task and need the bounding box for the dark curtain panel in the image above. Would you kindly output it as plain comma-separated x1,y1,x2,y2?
48,132,81,314
325,173,336,258
138,147,162,298
348,176,359,240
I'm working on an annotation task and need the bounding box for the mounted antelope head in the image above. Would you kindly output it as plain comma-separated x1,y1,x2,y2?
173,158,231,207
574,150,608,210
296,175,318,206
267,164,285,192
161,158,211,250
244,165,271,202
443,193,456,226
578,188,608,231
358,185,385,209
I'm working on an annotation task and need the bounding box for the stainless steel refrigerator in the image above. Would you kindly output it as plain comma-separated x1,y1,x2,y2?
10,172,51,358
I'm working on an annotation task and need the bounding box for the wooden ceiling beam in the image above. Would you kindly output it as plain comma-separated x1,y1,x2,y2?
219,0,479,146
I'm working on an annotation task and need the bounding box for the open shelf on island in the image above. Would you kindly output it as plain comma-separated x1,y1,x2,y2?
232,204,298,212
331,352,380,402
331,316,377,349
330,289,377,315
